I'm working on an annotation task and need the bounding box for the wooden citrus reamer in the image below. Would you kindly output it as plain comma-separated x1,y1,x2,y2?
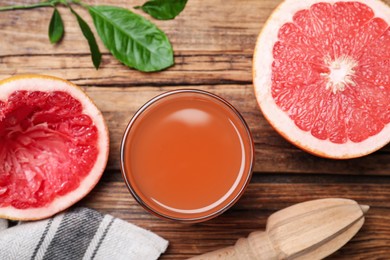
191,198,368,259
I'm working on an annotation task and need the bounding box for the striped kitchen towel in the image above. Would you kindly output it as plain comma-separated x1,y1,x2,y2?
0,208,168,260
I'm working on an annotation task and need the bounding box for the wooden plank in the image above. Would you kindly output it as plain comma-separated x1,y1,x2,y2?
80,172,390,259
0,51,252,86
0,0,276,55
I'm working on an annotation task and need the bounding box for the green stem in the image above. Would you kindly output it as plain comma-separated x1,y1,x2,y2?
0,2,54,11
0,0,87,12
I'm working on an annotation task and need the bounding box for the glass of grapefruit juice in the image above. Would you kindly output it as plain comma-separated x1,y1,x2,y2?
120,89,254,223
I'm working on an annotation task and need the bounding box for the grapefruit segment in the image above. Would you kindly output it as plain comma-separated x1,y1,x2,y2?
275,23,324,64
254,0,390,158
332,2,374,57
360,27,390,64
0,75,109,220
349,18,388,58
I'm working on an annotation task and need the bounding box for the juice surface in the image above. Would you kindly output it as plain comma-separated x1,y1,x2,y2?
123,92,253,220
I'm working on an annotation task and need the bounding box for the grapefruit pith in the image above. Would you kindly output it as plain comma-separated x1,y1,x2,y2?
253,0,390,159
0,75,109,220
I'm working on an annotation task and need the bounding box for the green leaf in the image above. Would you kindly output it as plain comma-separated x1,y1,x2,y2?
70,7,102,69
136,0,188,20
88,5,173,72
48,8,64,44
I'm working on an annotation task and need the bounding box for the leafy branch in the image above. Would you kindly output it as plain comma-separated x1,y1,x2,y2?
0,0,188,72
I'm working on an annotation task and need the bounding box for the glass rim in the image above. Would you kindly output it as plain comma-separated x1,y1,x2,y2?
120,89,255,223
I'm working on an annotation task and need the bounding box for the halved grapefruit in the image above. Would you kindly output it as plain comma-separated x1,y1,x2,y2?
253,0,390,159
0,75,109,220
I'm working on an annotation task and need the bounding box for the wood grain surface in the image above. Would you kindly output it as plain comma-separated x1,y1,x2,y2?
1,0,390,259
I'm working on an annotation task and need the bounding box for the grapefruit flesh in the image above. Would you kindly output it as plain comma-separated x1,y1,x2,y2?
253,0,390,158
0,75,109,220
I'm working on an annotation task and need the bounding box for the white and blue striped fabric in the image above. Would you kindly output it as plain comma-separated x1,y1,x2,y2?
0,208,168,260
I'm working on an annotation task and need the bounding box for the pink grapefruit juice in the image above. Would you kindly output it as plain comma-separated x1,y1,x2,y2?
121,90,254,222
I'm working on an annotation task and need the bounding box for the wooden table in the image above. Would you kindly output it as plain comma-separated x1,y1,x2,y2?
1,0,390,259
